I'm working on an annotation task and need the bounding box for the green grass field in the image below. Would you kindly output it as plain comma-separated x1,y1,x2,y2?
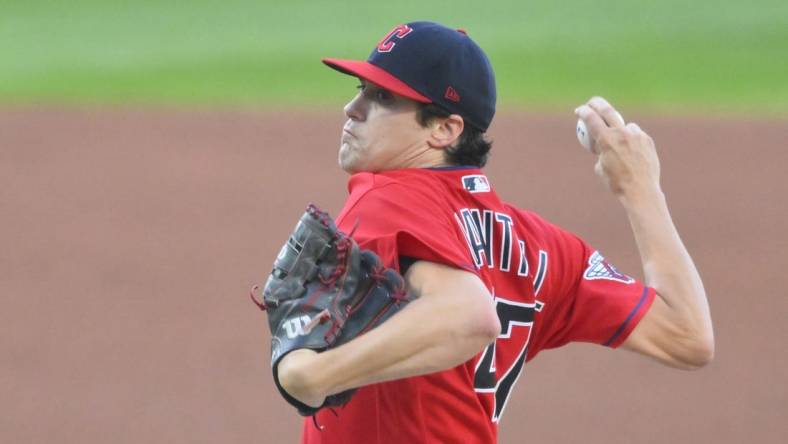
2,0,787,112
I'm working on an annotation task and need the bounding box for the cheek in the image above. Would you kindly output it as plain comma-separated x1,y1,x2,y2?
375,120,422,154
344,134,366,156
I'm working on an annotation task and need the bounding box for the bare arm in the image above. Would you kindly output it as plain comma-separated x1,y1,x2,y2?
577,97,714,370
277,260,500,406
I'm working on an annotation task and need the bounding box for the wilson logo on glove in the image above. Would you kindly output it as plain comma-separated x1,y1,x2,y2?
283,315,312,338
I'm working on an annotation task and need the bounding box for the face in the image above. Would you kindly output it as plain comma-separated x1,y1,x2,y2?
339,80,434,173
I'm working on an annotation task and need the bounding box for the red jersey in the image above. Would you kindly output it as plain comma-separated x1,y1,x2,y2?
302,167,655,444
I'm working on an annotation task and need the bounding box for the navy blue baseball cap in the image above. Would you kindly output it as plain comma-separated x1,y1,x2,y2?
323,21,497,131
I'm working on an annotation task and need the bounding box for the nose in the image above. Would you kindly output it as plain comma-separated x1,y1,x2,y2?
344,92,366,122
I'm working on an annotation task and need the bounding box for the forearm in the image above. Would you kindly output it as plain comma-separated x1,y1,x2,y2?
279,262,499,403
621,187,713,340
311,296,491,395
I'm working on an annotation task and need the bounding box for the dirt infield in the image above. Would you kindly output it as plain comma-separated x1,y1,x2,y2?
1,107,786,443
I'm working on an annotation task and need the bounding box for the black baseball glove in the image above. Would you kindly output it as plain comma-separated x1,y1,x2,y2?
251,204,417,416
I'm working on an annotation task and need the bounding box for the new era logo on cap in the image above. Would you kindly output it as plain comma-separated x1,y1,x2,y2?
445,86,460,102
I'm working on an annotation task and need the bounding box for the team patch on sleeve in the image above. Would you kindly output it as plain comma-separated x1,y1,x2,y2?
584,251,634,284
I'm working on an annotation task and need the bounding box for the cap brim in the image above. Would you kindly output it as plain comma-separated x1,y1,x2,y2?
322,58,431,103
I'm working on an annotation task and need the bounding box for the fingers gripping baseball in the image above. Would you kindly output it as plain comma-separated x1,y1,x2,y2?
575,98,661,201
593,97,625,126
594,125,660,198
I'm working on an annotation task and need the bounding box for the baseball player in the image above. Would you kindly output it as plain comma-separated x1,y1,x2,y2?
273,21,714,443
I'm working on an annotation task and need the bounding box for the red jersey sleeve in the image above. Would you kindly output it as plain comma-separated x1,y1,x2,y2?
536,222,656,350
335,173,476,274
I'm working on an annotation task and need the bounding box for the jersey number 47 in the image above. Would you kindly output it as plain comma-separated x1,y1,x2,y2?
473,296,538,423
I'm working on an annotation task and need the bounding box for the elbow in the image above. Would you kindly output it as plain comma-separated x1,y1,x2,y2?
685,336,715,370
675,330,715,370
479,309,502,344
442,294,500,358
465,298,501,347
686,316,716,369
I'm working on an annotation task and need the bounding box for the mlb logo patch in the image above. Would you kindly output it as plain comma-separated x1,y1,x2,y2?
462,174,491,193
584,251,635,284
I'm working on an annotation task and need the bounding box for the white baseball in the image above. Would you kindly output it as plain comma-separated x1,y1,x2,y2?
575,111,625,153
576,118,593,152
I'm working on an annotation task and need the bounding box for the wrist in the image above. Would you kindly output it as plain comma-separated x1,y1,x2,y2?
618,184,665,209
277,349,325,407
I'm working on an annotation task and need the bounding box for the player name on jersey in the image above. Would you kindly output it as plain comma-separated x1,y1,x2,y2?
455,208,548,294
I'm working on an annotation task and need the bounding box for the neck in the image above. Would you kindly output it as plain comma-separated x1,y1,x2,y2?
394,143,448,169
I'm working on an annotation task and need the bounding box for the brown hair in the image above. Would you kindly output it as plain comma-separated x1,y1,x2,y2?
416,103,492,168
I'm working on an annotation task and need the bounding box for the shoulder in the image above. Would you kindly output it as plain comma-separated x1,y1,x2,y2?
339,170,448,223
336,170,479,272
504,203,568,240
502,205,589,275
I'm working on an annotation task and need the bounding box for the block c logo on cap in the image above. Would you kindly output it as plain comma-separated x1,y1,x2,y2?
377,24,413,53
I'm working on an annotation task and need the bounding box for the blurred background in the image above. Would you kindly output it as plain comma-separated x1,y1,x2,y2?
1,1,787,443
2,0,787,112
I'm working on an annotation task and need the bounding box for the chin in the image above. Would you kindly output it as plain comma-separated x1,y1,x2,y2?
338,154,358,174
339,146,362,173
339,163,357,174
340,159,370,175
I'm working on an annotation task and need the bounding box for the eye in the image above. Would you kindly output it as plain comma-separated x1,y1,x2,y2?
375,89,393,102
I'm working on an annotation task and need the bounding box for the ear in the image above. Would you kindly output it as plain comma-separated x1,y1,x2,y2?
427,114,464,149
